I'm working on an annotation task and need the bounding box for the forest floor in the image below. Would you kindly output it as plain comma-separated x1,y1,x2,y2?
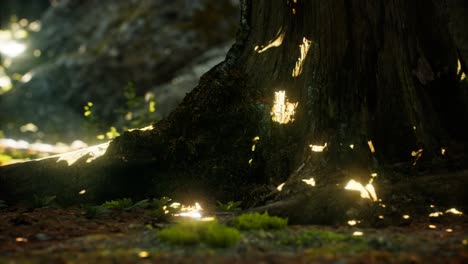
0,206,467,264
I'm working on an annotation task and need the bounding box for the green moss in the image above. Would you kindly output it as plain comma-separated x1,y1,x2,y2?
230,212,287,231
158,220,240,248
280,229,368,253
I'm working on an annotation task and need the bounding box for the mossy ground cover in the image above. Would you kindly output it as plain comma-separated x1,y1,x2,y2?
0,206,467,263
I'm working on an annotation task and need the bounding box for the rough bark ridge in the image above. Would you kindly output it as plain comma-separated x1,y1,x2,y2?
1,0,467,222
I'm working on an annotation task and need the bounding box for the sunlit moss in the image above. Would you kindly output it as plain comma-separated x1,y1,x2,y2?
230,212,287,231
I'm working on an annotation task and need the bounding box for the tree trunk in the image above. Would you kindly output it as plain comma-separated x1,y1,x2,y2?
1,0,467,223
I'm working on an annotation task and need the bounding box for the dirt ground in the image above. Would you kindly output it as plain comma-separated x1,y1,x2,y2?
0,206,467,264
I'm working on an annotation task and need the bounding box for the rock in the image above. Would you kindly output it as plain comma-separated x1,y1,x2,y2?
1,0,239,142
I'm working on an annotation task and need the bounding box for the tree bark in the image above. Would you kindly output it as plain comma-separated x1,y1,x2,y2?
1,0,467,223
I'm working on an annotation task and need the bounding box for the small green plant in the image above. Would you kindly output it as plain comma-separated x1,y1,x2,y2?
82,204,110,218
217,201,242,212
30,194,57,209
230,212,287,231
158,220,240,248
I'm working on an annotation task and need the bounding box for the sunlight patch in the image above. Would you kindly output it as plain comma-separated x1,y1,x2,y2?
445,208,463,215
271,91,298,124
0,40,26,58
367,140,376,153
292,37,312,77
56,142,110,166
458,58,466,81
254,29,285,53
344,179,378,201
276,182,286,191
173,202,204,219
302,177,316,187
310,143,327,152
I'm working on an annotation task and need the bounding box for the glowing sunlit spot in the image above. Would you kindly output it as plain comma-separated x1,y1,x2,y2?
277,182,285,191
378,215,384,219
292,37,312,77
352,231,364,236
441,148,446,155
253,136,260,143
256,29,285,53
79,189,86,195
0,41,26,58
21,72,33,83
13,29,28,39
19,19,29,27
0,75,12,92
458,59,466,81
149,101,156,113
138,251,150,258
16,237,28,243
367,140,375,153
28,21,41,32
251,145,256,151
413,126,417,130
349,144,354,149
310,143,327,152
55,142,110,165
429,212,443,217
428,224,437,229
430,204,435,208
402,215,410,219
271,90,298,124
174,202,203,219
20,123,38,133
302,177,316,187
445,208,463,215
411,148,423,165
248,158,253,166
200,217,216,221
445,228,453,233
364,183,378,201
347,220,358,226
380,204,386,208
463,239,468,245
292,8,296,14
345,180,378,201
371,173,378,177
33,49,41,57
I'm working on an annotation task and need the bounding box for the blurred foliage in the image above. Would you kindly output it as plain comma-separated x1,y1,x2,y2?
84,82,157,142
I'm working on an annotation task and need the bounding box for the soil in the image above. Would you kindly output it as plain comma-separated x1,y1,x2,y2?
0,206,467,263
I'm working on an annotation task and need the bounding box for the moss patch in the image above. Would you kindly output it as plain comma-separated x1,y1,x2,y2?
158,220,240,248
230,212,288,231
